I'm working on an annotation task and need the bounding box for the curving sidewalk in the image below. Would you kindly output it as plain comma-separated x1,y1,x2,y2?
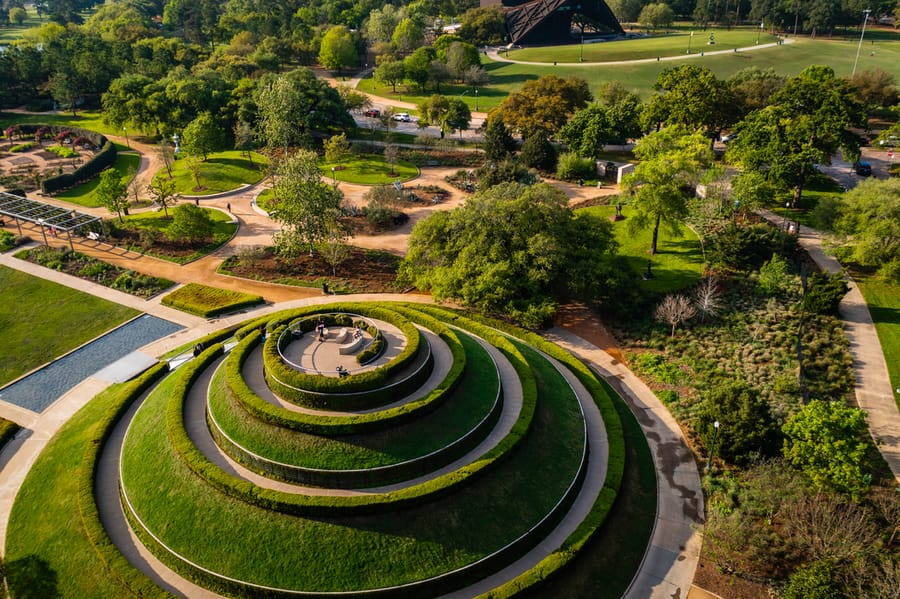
486,37,794,67
760,210,900,483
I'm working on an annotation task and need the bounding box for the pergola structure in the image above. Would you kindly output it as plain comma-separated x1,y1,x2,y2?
0,191,101,251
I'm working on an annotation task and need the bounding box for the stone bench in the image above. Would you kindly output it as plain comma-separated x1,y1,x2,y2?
339,335,365,355
334,327,349,343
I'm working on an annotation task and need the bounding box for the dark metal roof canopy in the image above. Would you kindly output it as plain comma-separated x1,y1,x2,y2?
0,191,101,250
499,0,625,46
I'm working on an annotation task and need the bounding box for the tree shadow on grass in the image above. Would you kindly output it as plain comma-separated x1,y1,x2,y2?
4,555,60,598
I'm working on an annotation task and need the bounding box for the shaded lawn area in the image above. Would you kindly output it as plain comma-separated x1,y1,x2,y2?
55,152,141,208
321,154,418,185
120,208,237,264
0,6,43,44
773,173,844,228
577,205,705,293
159,151,268,195
0,265,138,385
855,274,900,411
0,111,117,136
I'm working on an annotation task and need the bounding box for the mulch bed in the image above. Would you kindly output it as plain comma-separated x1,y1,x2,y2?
220,246,401,294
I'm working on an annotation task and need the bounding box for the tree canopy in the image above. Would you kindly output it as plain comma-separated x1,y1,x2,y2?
399,181,618,327
498,74,592,138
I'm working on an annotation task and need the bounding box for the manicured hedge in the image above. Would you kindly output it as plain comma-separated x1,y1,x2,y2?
226,319,465,435
0,417,20,450
80,362,171,597
9,124,119,195
163,315,537,517
161,283,264,318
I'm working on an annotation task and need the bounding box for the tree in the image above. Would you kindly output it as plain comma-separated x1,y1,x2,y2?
181,112,226,161
444,98,471,138
94,168,129,222
782,399,872,498
9,7,27,24
692,276,723,323
695,381,781,465
623,126,713,254
457,5,506,46
391,18,424,55
482,113,517,162
642,65,735,146
729,170,774,218
233,121,255,162
403,47,435,91
374,60,405,93
417,94,471,137
319,25,356,75
849,68,899,113
498,74,592,138
831,177,900,281
726,66,864,207
519,133,557,172
324,133,351,167
727,67,786,119
183,154,203,190
383,144,399,176
443,41,480,81
655,293,696,337
272,149,343,257
168,203,213,243
317,220,352,276
158,140,175,178
146,176,177,218
366,5,403,44
638,2,675,29
399,181,617,327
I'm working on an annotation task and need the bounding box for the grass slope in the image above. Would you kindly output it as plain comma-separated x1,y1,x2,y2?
321,154,418,185
856,275,900,411
156,151,268,195
56,152,141,208
120,336,584,591
0,265,137,385
161,282,263,317
209,330,498,469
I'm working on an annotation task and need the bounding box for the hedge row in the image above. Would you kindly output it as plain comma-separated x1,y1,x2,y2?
10,124,118,195
79,362,171,598
431,309,629,599
161,283,264,318
161,310,537,517
226,318,465,436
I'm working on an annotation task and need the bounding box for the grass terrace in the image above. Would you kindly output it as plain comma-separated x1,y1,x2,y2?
161,282,264,317
158,151,268,195
0,265,137,385
321,153,419,185
56,152,141,208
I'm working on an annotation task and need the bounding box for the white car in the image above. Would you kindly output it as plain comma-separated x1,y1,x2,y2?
392,113,411,122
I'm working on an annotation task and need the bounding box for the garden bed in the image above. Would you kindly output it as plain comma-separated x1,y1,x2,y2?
218,245,401,293
15,245,174,298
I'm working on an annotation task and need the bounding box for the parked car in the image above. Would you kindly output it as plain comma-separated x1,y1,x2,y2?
854,161,872,176
363,109,380,118
392,112,411,122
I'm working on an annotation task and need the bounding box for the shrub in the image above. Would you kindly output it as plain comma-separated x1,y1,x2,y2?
877,258,900,283
757,254,793,296
706,223,798,271
46,145,79,159
161,283,264,317
519,133,557,172
556,152,596,181
10,143,34,153
802,272,849,316
783,560,842,599
695,380,781,466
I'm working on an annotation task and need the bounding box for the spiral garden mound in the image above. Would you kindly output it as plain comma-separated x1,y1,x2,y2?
8,301,638,598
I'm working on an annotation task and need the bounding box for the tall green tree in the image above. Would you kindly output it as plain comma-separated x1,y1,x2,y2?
498,74,592,138
318,25,357,75
94,168,129,222
374,60,405,92
831,177,900,281
400,181,617,327
623,126,713,254
181,112,227,161
272,149,344,257
146,176,178,218
726,66,864,206
482,113,517,162
169,203,214,243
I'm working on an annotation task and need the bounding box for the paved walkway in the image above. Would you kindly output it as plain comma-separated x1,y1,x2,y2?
486,37,795,66
544,329,704,599
760,209,900,483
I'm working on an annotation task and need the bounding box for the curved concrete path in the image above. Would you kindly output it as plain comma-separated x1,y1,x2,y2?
544,328,704,599
760,210,900,483
487,37,795,66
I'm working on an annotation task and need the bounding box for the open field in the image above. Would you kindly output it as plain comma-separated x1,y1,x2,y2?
0,265,137,385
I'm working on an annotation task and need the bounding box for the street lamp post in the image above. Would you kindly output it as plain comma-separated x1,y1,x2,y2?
782,201,790,230
331,167,337,187
706,420,720,472
580,32,584,62
852,9,872,77
474,88,478,111
122,126,130,149
687,31,693,54
756,20,763,44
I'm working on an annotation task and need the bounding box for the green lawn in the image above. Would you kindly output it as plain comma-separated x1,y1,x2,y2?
578,204,705,293
119,329,584,590
360,36,900,109
161,282,263,317
855,275,900,411
322,154,418,185
121,208,237,263
55,151,141,208
157,151,268,195
0,6,43,44
0,265,138,385
508,28,781,63
0,111,119,137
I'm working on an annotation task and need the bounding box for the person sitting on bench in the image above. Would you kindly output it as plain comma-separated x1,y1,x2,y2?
336,365,349,378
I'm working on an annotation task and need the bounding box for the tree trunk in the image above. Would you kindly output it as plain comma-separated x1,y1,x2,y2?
651,213,661,255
